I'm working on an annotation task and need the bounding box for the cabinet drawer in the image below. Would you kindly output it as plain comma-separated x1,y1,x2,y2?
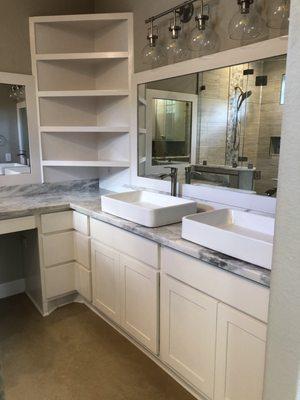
74,231,90,269
42,231,75,267
90,219,159,268
41,211,73,234
44,262,75,299
75,263,92,302
162,247,269,323
73,211,89,235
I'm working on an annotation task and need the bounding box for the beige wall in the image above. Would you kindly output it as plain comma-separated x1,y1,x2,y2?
0,0,94,75
95,0,288,73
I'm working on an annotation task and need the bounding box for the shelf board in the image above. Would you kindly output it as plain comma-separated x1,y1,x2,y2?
139,128,147,134
40,126,130,133
138,97,147,106
35,52,129,61
38,90,129,98
42,160,130,168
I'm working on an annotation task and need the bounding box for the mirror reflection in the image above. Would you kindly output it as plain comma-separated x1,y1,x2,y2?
0,83,31,175
138,55,287,197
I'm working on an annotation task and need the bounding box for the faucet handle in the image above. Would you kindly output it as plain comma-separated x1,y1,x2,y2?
164,166,178,174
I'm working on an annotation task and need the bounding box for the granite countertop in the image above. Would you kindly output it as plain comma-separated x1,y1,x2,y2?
0,181,271,288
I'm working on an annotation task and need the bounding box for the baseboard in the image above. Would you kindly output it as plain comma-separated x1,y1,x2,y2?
0,279,25,299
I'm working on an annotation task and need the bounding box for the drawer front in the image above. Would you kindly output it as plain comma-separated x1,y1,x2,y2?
73,211,89,235
162,247,269,323
0,216,36,235
90,219,159,269
44,262,75,299
74,231,90,269
42,231,75,267
41,211,73,234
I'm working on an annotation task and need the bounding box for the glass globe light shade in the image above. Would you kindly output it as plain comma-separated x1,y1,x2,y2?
189,27,218,54
267,0,290,29
165,35,189,62
141,42,167,68
228,7,265,41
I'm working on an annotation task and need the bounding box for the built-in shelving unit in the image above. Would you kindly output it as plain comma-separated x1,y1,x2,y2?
30,13,133,183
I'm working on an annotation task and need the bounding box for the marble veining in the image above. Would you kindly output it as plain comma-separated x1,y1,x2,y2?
0,181,270,287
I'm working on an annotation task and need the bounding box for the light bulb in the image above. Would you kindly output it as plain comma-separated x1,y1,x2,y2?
189,1,218,54
228,0,265,41
267,0,290,29
141,43,166,68
189,27,218,53
141,22,167,68
165,12,188,62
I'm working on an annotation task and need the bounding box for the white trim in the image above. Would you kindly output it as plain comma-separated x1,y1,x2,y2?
131,36,288,213
0,279,25,299
0,72,42,186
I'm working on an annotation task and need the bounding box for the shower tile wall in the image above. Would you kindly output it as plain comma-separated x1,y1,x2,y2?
254,58,286,194
197,68,229,165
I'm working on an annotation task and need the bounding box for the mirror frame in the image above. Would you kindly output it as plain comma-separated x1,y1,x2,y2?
131,36,288,214
0,71,41,186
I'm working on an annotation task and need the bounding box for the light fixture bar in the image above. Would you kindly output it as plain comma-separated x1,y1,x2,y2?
145,0,199,24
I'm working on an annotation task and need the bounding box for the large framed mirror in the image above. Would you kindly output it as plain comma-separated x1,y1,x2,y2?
0,72,41,185
137,53,287,198
133,37,288,208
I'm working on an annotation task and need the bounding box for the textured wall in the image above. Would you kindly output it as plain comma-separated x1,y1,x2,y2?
0,0,95,74
263,1,300,398
95,0,288,72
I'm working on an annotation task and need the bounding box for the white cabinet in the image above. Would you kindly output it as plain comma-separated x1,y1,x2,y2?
91,240,121,324
120,254,159,354
74,231,90,269
214,303,267,400
42,231,75,267
44,262,75,299
160,274,218,398
75,263,92,302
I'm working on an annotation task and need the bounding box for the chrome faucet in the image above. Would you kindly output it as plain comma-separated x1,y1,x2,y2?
159,167,178,197
185,166,203,184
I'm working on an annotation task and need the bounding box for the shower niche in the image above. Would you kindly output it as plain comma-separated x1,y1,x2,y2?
138,54,287,197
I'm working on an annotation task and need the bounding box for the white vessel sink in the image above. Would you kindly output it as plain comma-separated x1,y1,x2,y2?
101,190,198,227
182,209,275,269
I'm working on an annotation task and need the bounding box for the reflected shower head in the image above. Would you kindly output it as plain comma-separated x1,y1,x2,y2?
235,86,252,111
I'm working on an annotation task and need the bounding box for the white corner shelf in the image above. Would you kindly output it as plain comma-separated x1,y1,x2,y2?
38,90,129,98
40,126,130,133
42,160,130,168
35,52,129,61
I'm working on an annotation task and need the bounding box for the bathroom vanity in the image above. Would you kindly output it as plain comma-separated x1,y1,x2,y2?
0,182,270,400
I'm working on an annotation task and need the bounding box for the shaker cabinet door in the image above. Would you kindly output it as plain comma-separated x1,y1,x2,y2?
214,303,267,400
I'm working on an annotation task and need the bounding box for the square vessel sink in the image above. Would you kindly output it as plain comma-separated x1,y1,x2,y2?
182,209,275,269
101,190,198,227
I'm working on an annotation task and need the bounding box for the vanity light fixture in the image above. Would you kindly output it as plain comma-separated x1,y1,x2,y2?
165,11,189,62
267,0,290,30
189,0,219,54
141,21,167,67
228,0,265,41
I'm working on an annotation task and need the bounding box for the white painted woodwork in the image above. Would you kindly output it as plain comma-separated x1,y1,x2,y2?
131,37,288,214
42,161,130,168
40,126,130,133
44,262,75,299
214,303,267,400
0,216,36,235
90,218,159,268
73,211,89,235
42,231,74,267
35,52,129,61
29,13,133,182
120,254,159,354
160,274,218,398
161,247,269,322
75,262,92,302
74,231,90,269
41,211,73,233
91,240,121,324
